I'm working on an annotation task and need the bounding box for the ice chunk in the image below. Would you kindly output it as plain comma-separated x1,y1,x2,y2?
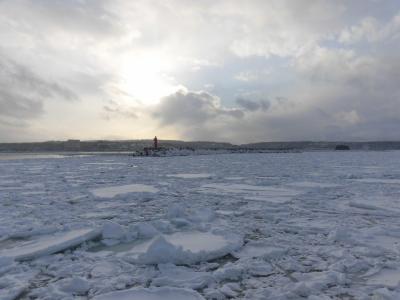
348,201,382,211
233,240,287,259
0,256,14,276
167,204,187,219
367,268,400,288
220,283,239,298
166,205,192,227
199,183,300,203
0,256,13,268
293,271,346,293
190,208,216,223
0,228,100,261
134,222,159,239
167,173,212,179
372,287,400,299
102,222,126,246
80,212,118,219
328,227,353,243
0,154,64,160
287,181,338,188
214,263,244,281
92,287,205,300
102,222,126,240
0,271,36,300
354,178,400,184
102,231,242,264
91,184,158,198
225,176,246,180
347,195,400,214
58,277,90,295
247,261,275,276
152,264,214,289
90,262,119,278
0,277,27,300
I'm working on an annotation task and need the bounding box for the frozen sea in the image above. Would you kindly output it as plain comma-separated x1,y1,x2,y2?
1,151,400,299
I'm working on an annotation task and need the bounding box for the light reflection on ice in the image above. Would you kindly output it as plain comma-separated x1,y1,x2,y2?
92,287,205,300
367,268,400,288
165,231,229,252
348,195,400,213
0,154,65,160
91,184,158,198
199,183,300,203
100,232,230,255
224,176,246,180
287,181,338,188
94,231,241,264
353,178,400,184
85,162,126,165
0,228,100,261
166,173,212,179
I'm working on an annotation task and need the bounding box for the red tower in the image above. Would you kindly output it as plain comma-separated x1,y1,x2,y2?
153,136,158,149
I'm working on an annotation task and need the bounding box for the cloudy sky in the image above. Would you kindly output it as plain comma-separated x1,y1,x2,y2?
1,0,399,143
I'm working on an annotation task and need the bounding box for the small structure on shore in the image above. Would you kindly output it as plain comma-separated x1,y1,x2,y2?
141,136,163,156
335,144,350,151
153,136,158,149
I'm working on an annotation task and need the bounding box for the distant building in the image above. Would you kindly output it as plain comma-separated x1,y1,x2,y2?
64,139,81,151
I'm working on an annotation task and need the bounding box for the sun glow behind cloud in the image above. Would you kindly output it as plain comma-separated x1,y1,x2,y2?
1,0,400,142
118,53,183,105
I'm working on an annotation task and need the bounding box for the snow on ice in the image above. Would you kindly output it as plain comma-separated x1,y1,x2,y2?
166,173,213,179
91,184,158,198
0,228,100,261
2,151,400,299
92,286,205,300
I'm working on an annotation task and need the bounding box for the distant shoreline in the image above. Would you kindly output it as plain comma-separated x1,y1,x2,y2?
1,140,400,152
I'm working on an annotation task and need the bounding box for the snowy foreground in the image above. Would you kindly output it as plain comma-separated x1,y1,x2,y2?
1,152,400,299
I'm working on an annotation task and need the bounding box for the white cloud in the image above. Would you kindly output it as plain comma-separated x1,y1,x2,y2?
0,0,400,142
339,12,400,44
335,110,362,125
234,70,270,82
153,90,244,126
0,54,77,128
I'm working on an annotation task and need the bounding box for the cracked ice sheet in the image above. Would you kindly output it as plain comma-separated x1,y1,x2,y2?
198,183,301,203
2,152,400,299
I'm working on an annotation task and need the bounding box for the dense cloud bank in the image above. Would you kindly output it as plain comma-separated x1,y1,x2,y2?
0,0,399,142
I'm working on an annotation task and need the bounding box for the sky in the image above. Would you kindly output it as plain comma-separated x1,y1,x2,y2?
0,0,400,143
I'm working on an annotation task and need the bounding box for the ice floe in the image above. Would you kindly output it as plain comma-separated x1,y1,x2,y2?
366,268,400,288
152,263,214,289
233,240,287,259
287,181,338,188
97,230,242,265
92,287,205,300
0,228,100,261
91,184,158,198
199,183,301,203
353,178,400,184
166,173,212,179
